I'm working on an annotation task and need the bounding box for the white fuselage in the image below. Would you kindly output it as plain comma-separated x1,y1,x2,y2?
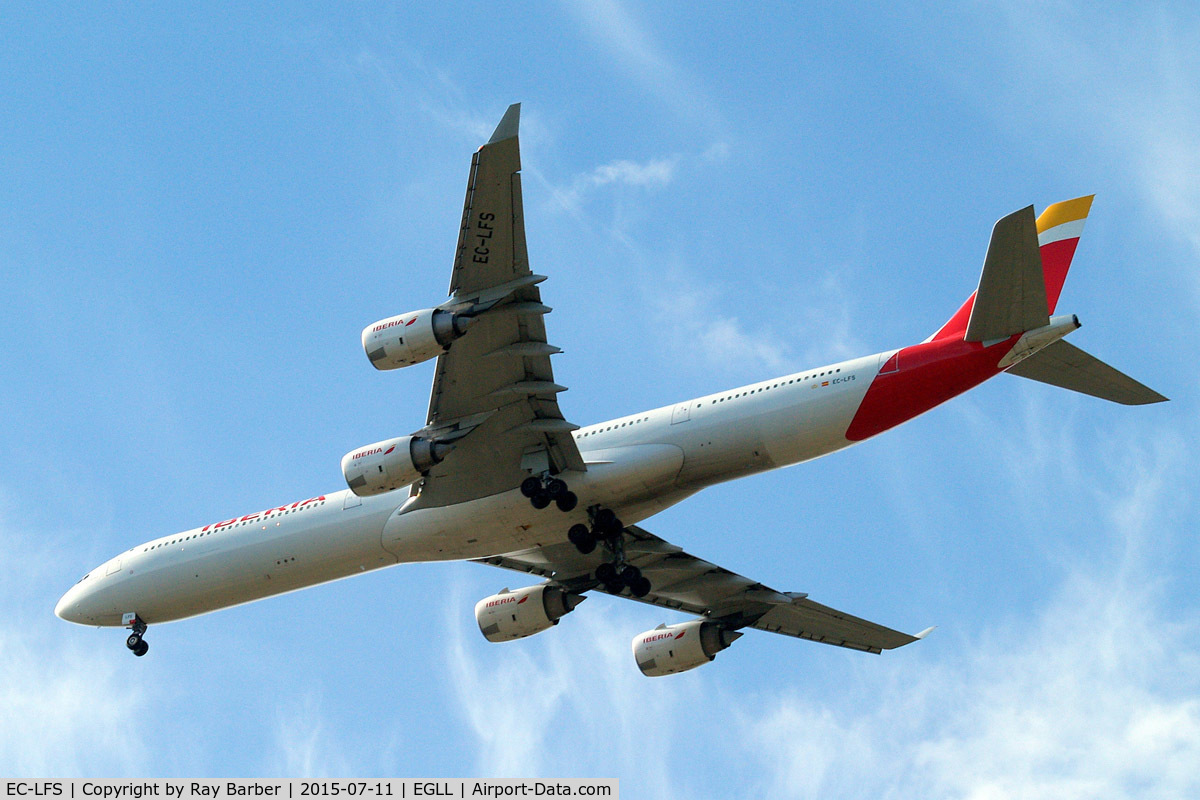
55,352,884,627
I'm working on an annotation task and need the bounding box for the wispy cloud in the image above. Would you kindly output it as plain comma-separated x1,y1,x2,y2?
652,278,794,376
646,266,866,379
0,632,153,777
978,7,1200,272
747,423,1199,798
352,47,497,144
561,0,724,136
445,580,701,795
546,155,680,216
265,692,356,777
0,505,151,777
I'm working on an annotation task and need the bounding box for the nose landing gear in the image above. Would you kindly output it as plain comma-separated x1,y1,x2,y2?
123,614,149,657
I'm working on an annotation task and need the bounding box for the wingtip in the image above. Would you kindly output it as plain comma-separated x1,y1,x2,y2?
913,625,936,640
488,103,521,144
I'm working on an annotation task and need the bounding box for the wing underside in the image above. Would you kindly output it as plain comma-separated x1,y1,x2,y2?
474,525,925,654
413,104,584,508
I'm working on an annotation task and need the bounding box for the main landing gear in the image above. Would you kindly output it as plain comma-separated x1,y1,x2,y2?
520,475,578,512
124,614,149,657
569,507,652,598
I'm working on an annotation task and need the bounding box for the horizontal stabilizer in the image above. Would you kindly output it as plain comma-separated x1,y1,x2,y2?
1006,340,1167,405
965,205,1050,341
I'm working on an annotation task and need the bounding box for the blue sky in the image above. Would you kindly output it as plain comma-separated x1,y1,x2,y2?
2,2,1198,795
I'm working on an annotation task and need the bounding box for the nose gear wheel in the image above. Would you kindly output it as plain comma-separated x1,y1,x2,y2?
124,616,150,657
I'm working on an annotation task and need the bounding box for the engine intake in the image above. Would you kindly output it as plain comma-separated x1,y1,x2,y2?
362,308,475,370
341,435,453,497
475,585,586,642
632,620,743,677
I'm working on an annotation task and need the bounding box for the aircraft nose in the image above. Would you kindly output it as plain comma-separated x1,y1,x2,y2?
55,584,87,624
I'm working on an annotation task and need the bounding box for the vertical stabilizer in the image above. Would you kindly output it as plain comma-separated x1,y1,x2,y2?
931,196,1095,341
963,205,1048,341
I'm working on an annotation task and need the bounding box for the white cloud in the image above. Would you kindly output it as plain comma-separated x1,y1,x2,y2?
588,158,677,190
0,631,153,777
544,155,679,218
0,504,151,777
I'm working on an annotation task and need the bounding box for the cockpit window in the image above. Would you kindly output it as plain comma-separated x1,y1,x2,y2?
76,573,90,584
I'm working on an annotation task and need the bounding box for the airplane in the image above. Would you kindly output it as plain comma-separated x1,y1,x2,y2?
56,104,1166,676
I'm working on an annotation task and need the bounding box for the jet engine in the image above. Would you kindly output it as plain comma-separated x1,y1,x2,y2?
362,308,475,370
631,620,743,677
341,435,453,497
475,585,586,642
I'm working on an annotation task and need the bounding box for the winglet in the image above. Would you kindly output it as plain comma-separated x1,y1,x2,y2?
913,626,936,640
488,103,521,144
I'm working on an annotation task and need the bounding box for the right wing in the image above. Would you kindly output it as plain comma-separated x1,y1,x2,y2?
474,524,928,654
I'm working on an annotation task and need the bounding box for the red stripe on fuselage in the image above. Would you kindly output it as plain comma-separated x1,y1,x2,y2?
845,336,1016,441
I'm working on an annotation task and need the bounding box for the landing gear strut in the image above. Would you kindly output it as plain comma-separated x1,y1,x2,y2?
124,614,149,657
520,474,578,512
570,506,652,598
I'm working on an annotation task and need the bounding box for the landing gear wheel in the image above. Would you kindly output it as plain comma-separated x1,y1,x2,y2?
630,576,652,598
520,477,543,498
132,641,149,657
568,523,596,554
619,564,642,584
530,492,552,510
594,508,617,530
126,633,143,650
555,491,578,512
595,562,617,584
593,508,624,535
545,478,568,499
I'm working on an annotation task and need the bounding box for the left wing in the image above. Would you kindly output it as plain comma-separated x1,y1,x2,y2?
412,104,584,508
474,524,928,654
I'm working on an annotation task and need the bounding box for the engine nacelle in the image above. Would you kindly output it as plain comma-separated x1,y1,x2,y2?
475,585,586,642
341,435,452,497
631,620,743,677
362,308,475,370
